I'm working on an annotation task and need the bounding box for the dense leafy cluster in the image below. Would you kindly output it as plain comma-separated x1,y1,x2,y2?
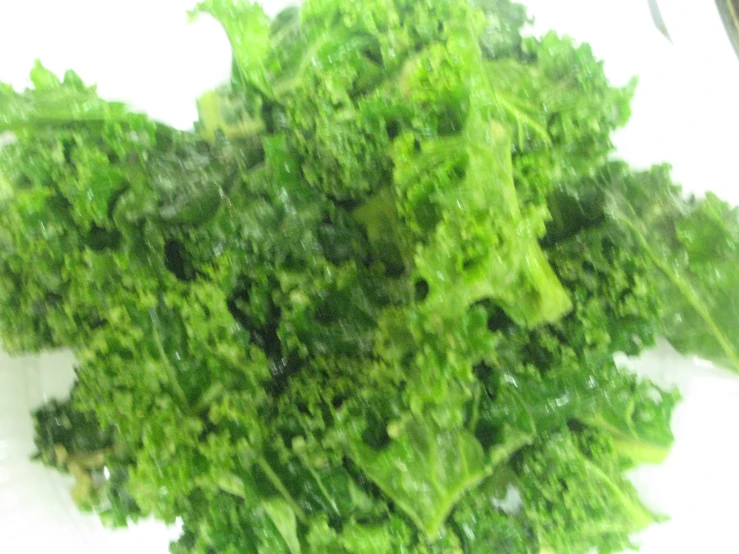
3,0,739,552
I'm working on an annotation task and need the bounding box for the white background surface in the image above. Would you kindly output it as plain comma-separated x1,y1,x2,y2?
1,1,739,553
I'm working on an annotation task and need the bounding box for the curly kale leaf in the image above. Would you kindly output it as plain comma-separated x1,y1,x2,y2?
452,470,539,554
517,428,661,554
193,0,274,98
554,161,739,373
478,357,678,469
347,420,491,538
0,62,131,131
397,113,571,328
604,165,739,372
0,64,255,353
32,392,142,525
3,1,711,553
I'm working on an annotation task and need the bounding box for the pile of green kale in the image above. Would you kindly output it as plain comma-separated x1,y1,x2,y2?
3,0,739,552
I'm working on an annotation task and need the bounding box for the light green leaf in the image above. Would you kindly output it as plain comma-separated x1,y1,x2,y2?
348,421,490,538
602,163,739,372
262,499,301,554
195,0,274,98
0,61,130,131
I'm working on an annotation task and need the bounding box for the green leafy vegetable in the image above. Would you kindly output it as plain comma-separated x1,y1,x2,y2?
31,391,143,525
604,165,739,371
4,0,737,552
348,421,491,538
518,428,662,554
0,61,131,131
